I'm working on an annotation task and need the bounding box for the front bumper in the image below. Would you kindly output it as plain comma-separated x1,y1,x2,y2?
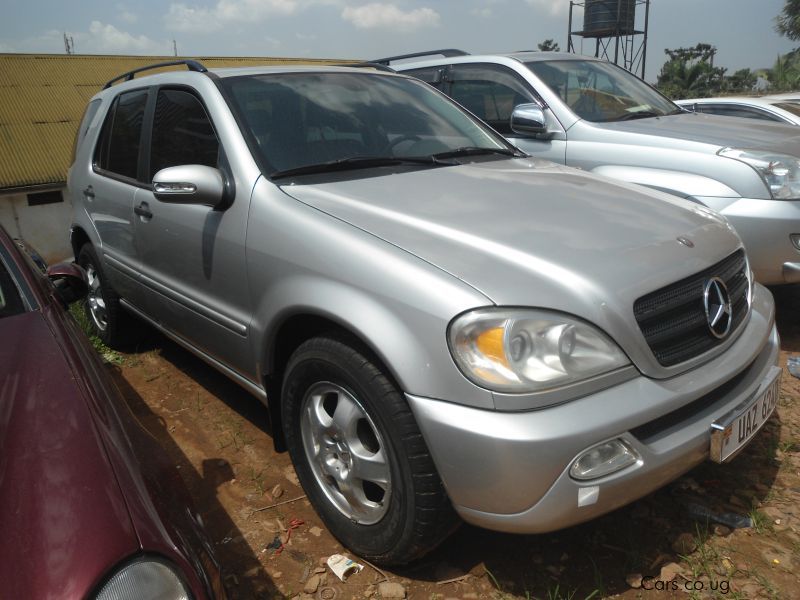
407,284,779,533
698,196,800,285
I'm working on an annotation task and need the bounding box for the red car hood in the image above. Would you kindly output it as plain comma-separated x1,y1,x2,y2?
0,311,137,599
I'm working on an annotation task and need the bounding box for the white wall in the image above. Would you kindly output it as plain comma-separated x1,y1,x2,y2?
0,187,74,263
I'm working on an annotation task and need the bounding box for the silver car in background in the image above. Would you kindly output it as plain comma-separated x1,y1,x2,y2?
391,51,800,285
69,62,780,565
676,96,800,126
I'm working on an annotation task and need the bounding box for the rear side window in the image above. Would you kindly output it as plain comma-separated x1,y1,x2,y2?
94,89,148,180
150,89,219,179
71,98,102,164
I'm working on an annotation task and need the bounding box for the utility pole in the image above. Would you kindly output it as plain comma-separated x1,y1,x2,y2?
173,39,178,57
63,33,74,54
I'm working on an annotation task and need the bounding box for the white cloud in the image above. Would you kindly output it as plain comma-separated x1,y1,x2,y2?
341,3,439,31
525,0,570,17
165,0,311,32
75,21,165,54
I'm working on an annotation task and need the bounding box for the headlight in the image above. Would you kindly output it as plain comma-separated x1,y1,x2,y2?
719,147,800,199
96,559,190,600
448,308,630,393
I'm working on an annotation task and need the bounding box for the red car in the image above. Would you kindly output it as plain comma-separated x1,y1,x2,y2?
0,225,224,599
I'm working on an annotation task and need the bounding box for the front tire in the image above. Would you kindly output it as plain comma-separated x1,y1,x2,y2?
281,335,458,565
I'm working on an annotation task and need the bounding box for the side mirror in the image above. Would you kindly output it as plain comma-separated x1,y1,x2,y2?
47,262,88,306
510,103,548,136
152,165,225,207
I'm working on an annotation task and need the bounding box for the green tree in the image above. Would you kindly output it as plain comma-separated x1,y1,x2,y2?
656,44,727,99
775,0,800,40
722,68,757,93
537,39,560,52
766,49,800,91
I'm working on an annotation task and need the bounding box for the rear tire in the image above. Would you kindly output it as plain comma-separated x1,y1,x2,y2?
281,335,458,565
77,244,137,348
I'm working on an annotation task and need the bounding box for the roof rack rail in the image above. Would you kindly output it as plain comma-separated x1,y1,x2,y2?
333,61,396,73
103,59,208,89
372,49,469,66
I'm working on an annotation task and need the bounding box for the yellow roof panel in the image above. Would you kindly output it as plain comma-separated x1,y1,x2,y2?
0,53,350,190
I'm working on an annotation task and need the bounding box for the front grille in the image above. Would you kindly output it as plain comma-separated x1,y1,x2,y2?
634,250,749,367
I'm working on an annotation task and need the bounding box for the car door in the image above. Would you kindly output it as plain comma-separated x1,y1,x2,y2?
133,86,254,378
88,88,149,303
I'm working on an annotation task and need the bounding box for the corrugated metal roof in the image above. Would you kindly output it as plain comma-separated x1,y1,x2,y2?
0,53,349,190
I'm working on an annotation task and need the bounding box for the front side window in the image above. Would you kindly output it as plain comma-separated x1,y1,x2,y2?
526,59,678,122
448,64,536,133
150,89,220,179
94,89,148,180
222,72,512,176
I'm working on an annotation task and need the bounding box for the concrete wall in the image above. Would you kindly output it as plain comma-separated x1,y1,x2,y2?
0,187,74,263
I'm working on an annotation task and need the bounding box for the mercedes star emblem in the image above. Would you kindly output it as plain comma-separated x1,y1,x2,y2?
703,277,733,339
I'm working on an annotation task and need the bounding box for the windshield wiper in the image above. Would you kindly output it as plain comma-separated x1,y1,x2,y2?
270,155,454,180
613,110,662,121
430,146,523,160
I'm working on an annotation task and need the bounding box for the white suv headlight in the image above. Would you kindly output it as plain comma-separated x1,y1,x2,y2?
448,308,630,393
719,147,800,199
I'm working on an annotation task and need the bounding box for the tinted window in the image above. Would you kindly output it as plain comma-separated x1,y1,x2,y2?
150,89,220,179
448,64,535,133
0,259,25,318
698,104,784,122
95,90,148,180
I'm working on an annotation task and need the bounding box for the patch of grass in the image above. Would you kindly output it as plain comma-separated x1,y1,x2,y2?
69,302,124,364
748,509,773,535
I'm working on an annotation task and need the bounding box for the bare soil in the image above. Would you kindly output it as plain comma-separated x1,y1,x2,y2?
106,285,800,600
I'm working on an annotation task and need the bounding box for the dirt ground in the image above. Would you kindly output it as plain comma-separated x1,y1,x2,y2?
104,285,800,600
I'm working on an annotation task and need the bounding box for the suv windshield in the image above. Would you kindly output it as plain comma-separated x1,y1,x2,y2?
221,72,514,177
525,59,679,123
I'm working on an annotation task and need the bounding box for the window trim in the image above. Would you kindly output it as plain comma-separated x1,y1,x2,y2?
442,62,544,134
92,86,154,189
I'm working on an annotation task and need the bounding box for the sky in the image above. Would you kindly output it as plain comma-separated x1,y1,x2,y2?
0,0,795,82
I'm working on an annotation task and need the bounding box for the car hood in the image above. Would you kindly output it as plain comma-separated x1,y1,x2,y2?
0,311,137,599
594,111,800,154
281,158,743,363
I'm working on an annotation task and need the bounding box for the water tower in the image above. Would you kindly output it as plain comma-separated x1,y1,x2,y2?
567,0,651,79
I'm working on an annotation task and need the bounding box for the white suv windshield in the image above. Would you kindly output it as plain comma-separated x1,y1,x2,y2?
525,59,679,123
222,72,513,177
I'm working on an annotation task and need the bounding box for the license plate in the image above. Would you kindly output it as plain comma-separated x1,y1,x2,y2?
710,366,782,463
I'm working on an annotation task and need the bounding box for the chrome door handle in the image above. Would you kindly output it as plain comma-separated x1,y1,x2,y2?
134,202,153,219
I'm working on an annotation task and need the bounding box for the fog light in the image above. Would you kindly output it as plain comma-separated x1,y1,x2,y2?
570,439,639,480
791,234,800,251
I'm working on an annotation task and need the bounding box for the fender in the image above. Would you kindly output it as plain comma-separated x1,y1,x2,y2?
590,165,739,202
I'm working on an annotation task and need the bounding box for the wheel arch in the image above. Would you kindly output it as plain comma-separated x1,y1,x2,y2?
264,311,407,452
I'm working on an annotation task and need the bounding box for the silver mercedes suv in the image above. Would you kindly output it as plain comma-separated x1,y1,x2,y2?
68,60,781,565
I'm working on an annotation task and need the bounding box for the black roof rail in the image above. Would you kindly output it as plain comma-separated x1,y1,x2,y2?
333,61,396,73
371,49,469,66
103,59,208,89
